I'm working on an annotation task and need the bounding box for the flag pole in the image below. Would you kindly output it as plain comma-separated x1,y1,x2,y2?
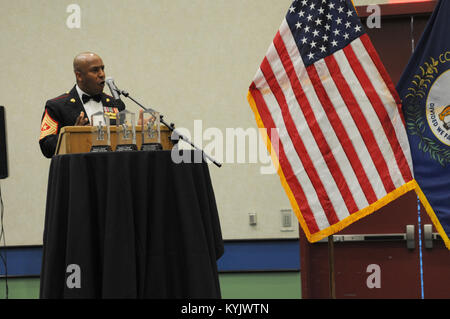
328,235,336,299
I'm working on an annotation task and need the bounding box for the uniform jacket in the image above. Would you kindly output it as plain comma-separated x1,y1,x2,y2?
39,85,126,158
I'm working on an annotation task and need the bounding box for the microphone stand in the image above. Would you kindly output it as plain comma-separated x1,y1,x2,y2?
117,89,222,168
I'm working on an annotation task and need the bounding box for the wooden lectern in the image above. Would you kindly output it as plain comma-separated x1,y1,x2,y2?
55,125,173,155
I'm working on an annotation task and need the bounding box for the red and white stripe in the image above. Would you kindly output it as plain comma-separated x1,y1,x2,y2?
249,19,414,235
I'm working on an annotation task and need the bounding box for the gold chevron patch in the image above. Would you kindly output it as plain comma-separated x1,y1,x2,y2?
39,110,58,140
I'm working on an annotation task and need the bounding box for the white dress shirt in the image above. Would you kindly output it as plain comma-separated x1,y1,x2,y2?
75,85,103,125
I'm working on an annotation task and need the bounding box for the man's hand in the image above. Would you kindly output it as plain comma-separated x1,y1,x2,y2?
138,109,144,126
138,109,153,126
74,111,89,126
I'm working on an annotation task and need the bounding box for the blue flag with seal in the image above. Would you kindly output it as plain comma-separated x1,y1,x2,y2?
397,0,450,250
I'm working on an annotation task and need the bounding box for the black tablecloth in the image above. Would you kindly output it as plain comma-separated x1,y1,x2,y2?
40,150,224,298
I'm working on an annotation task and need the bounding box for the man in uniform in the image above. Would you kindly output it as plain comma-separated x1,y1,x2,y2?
39,52,126,158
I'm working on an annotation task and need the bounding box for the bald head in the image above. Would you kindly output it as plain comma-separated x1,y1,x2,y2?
73,52,99,72
73,52,105,95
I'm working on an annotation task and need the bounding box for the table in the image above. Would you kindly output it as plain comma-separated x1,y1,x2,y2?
39,150,224,298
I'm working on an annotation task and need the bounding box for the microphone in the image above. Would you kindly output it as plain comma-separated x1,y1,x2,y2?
105,77,121,100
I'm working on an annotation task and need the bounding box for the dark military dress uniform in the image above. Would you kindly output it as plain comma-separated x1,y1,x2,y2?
39,85,126,158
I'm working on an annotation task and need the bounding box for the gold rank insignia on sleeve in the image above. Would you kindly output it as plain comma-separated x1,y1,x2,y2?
39,110,58,140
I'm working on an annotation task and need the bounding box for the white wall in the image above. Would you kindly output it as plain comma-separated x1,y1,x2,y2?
0,0,398,245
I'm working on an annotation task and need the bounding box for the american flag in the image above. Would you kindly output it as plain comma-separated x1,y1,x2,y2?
247,0,416,242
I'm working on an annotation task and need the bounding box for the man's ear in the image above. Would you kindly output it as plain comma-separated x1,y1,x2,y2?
74,71,82,84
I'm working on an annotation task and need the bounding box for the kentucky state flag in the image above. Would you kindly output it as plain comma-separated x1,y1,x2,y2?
397,0,450,249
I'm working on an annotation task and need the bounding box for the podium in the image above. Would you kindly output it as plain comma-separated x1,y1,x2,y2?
40,150,224,298
55,125,173,155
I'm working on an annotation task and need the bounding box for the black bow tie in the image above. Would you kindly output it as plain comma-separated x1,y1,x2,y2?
82,94,102,103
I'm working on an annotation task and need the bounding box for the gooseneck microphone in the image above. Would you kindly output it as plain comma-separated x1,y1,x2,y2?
105,77,121,100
